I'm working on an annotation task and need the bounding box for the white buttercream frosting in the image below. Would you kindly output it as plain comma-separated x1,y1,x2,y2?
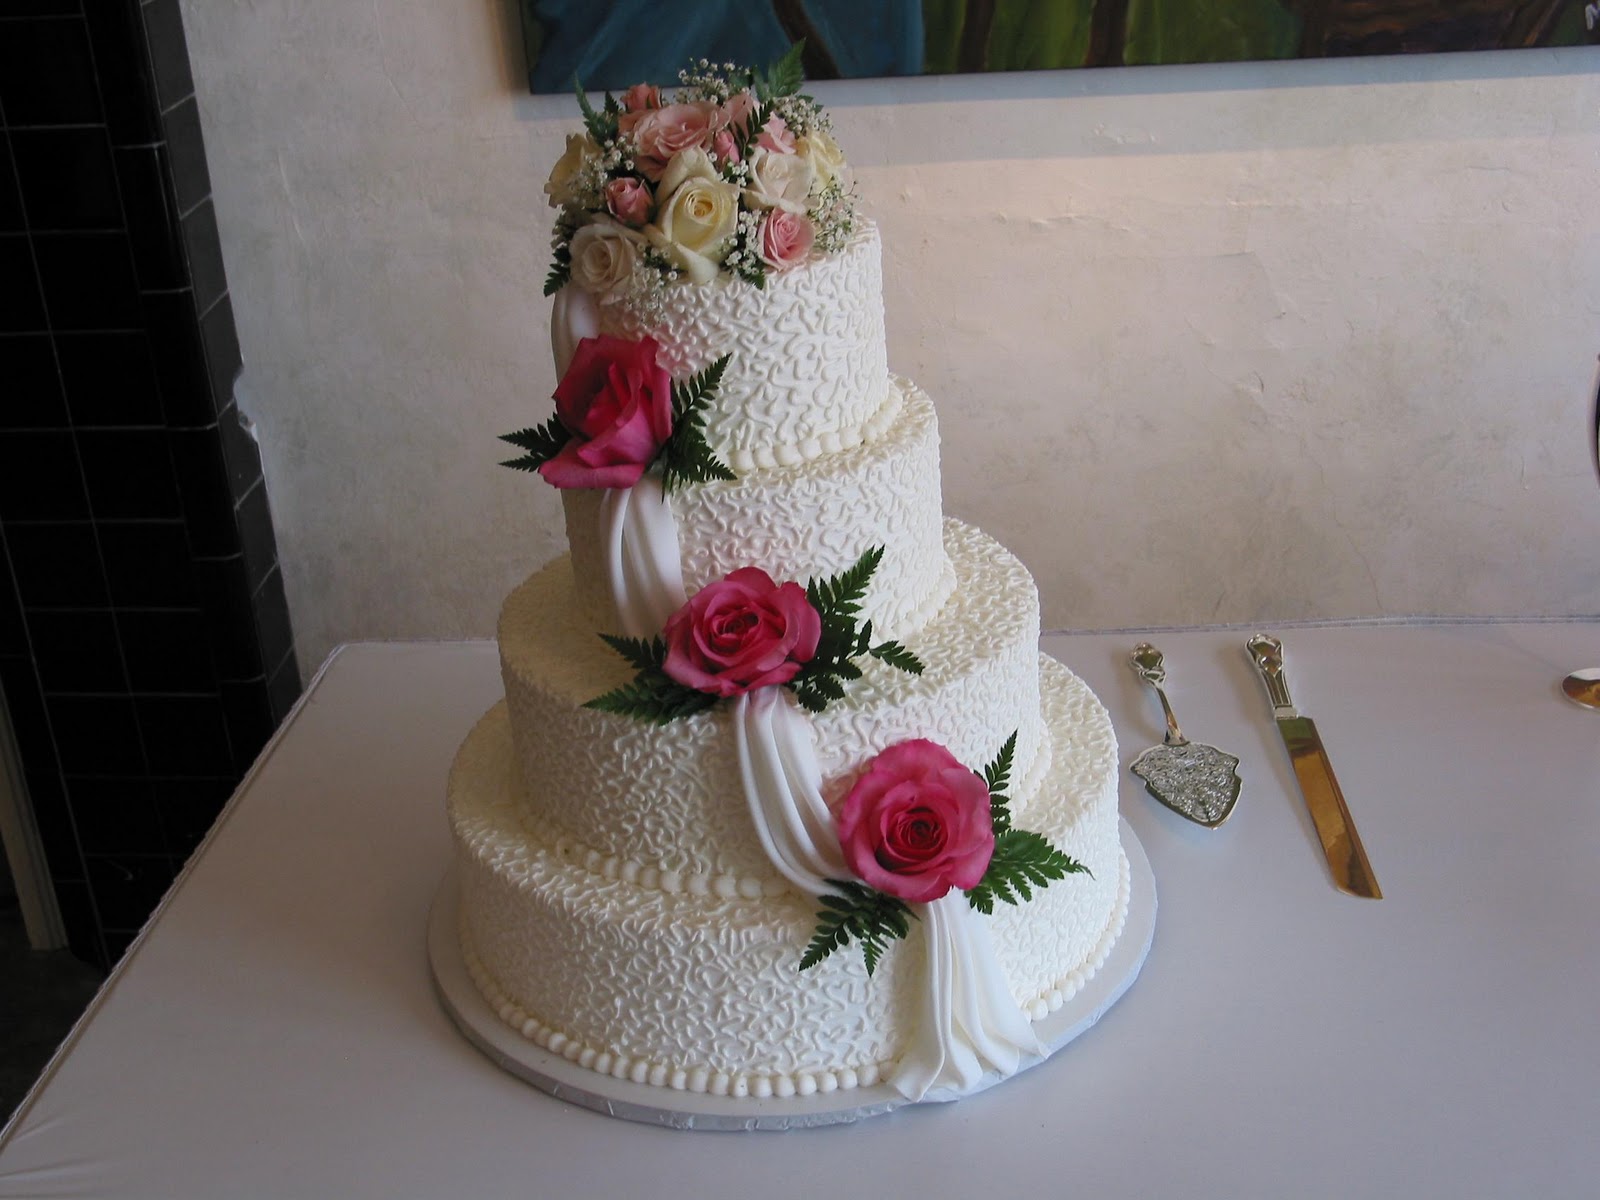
448,204,1130,1107
499,520,1047,886
448,657,1124,1091
564,378,949,642
593,223,889,471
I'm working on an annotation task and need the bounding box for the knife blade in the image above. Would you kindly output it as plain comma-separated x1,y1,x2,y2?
1246,634,1382,899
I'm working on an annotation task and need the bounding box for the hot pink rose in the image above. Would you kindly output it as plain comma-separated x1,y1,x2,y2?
758,209,814,272
836,740,996,904
604,176,652,227
710,128,741,166
628,101,722,181
661,568,821,697
538,335,673,489
755,114,795,155
620,82,661,113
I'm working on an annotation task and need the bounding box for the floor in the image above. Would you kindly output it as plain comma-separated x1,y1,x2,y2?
0,896,104,1129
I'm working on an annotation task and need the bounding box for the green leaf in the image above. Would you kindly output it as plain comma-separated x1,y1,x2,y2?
761,40,806,99
582,675,717,725
965,829,1090,915
868,640,924,676
499,415,572,473
657,354,736,495
805,546,883,622
596,634,666,673
799,879,914,974
573,76,617,143
543,258,571,296
982,731,1018,834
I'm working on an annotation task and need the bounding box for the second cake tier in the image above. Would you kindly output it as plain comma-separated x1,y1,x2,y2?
500,519,1049,889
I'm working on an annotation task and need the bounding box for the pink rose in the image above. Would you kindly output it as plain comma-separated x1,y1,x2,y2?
836,740,996,904
539,335,673,489
661,569,821,697
620,82,661,113
604,176,652,227
628,101,722,181
758,210,814,272
710,128,741,166
756,114,795,155
722,89,757,134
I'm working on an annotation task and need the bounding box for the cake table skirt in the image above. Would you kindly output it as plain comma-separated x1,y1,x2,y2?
427,817,1155,1131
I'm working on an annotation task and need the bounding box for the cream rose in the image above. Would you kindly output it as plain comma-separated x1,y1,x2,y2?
796,130,848,190
567,218,644,299
544,132,600,208
644,150,740,284
743,146,814,215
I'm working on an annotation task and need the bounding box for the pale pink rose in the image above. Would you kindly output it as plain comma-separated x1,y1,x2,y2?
538,335,673,490
721,89,757,134
710,128,741,166
661,569,821,697
836,740,996,905
629,101,722,181
756,114,795,155
604,176,652,227
620,82,661,113
757,209,814,272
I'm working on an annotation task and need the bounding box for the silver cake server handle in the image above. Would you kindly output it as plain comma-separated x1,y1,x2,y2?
1128,643,1241,828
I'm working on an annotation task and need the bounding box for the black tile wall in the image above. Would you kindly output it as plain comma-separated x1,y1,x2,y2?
0,334,68,428
0,3,302,971
56,331,164,427
0,236,47,330
10,127,121,230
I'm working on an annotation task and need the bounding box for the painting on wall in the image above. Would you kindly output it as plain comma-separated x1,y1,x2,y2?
521,0,1599,93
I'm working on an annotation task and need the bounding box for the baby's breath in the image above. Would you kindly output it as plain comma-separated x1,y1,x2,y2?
810,181,857,256
547,49,859,305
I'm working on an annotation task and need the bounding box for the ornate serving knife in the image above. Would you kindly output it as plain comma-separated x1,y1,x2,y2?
1246,634,1382,899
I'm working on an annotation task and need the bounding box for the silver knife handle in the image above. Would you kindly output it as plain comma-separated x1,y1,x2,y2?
1246,633,1295,713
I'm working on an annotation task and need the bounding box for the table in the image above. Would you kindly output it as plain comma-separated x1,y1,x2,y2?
2,624,1598,1198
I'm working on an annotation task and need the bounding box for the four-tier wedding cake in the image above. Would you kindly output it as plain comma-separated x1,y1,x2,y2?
442,50,1131,1118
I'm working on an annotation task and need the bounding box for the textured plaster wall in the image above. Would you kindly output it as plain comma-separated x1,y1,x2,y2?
179,2,1600,673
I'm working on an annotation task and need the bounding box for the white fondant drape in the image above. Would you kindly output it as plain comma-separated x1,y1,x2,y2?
598,475,688,640
550,285,599,377
890,893,1042,1100
733,685,1041,1102
733,687,849,894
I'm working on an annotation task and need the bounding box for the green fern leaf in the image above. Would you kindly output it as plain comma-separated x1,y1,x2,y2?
657,355,735,495
868,640,925,676
983,731,1019,833
965,829,1089,915
798,880,914,974
573,77,617,143
582,677,717,725
498,415,572,472
596,634,666,673
762,40,806,99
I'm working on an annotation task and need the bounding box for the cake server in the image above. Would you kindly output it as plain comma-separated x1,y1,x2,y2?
1246,633,1382,899
1128,643,1241,827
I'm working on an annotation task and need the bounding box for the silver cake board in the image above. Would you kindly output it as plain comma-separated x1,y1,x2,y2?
427,816,1156,1131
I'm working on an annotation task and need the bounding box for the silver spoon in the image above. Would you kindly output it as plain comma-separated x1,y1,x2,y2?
1128,643,1241,827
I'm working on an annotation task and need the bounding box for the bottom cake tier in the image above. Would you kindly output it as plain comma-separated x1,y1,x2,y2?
447,655,1126,1100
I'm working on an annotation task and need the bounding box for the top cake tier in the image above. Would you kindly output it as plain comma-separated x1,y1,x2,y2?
590,222,890,473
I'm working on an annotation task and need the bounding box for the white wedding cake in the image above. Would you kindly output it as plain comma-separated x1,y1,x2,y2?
444,52,1129,1115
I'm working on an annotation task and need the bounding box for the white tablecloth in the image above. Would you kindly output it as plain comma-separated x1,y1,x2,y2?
3,624,1598,1198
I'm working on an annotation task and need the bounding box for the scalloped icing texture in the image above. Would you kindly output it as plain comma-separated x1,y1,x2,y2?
499,520,1046,886
562,378,952,642
594,223,888,471
449,656,1125,1094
